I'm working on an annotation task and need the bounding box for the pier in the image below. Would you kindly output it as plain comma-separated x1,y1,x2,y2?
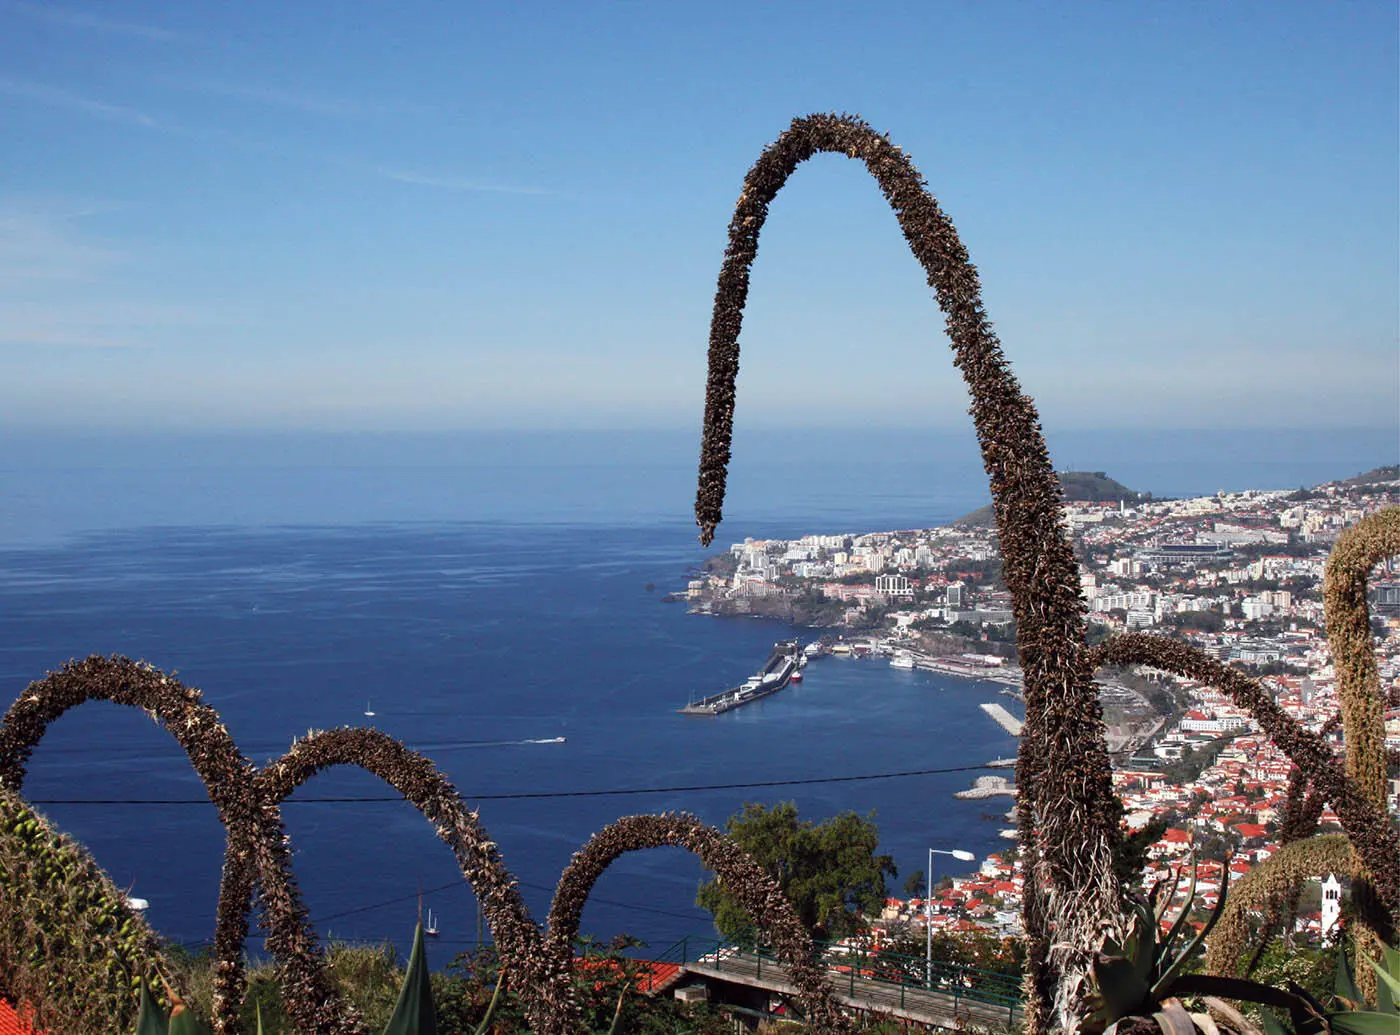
979,702,1024,736
681,641,802,715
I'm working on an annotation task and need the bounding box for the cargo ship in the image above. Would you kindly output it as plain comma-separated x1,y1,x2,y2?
681,640,803,715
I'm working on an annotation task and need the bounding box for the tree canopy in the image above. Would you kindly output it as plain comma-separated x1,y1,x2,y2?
695,801,896,944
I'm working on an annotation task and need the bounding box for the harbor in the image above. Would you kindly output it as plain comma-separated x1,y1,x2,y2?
680,640,808,715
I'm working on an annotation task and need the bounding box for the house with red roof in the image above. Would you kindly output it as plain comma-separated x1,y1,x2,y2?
0,999,41,1035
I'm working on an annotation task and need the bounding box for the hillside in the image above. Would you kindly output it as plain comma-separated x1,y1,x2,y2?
954,471,1145,527
1329,465,1398,488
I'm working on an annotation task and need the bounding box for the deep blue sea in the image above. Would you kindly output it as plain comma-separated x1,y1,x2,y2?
0,426,1393,965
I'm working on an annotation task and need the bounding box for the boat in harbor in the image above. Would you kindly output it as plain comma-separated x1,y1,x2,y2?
681,641,802,715
890,653,916,669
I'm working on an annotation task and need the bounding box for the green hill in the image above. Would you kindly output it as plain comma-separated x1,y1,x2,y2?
954,471,1145,527
1329,464,1398,487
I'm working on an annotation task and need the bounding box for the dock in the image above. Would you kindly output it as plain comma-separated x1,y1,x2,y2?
681,641,802,716
979,702,1024,736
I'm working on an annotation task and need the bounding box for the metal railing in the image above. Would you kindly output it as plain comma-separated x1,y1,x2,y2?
654,933,1022,1026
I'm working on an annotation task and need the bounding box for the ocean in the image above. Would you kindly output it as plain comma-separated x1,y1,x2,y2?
0,425,1392,964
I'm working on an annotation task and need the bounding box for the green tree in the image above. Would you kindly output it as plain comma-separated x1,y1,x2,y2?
695,801,896,944
903,869,926,899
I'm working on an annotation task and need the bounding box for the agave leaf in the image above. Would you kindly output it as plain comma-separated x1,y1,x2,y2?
168,1007,214,1035
1202,996,1268,1035
136,981,167,1035
1153,854,1233,999
1383,943,1400,983
1362,953,1400,1015
1168,974,1325,1034
1091,954,1151,1024
1285,981,1333,1034
604,982,628,1035
256,1002,265,1035
1126,899,1157,989
1257,1011,1291,1035
472,970,505,1035
1327,1012,1400,1035
1337,937,1365,1010
1155,867,1184,927
1161,855,1201,961
383,921,438,1035
1153,999,1199,1035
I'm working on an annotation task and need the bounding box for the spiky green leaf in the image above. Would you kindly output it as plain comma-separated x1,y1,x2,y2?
472,971,505,1035
167,1002,213,1035
1090,954,1151,1024
1337,938,1365,1009
135,982,167,1035
1363,954,1400,1016
1327,1012,1400,1035
1258,1010,1290,1035
383,921,438,1035
1383,943,1400,983
604,983,628,1035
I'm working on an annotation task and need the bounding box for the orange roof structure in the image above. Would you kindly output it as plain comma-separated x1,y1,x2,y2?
0,999,41,1035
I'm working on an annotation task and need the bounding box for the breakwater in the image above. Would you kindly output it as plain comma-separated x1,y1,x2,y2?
954,775,1017,800
979,702,1023,736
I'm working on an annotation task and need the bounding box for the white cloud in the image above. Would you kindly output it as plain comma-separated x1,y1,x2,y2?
155,77,406,118
3,1,178,41
0,77,160,128
374,167,552,196
0,200,203,350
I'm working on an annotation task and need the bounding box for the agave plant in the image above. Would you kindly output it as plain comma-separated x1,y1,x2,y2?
1085,857,1231,1033
132,969,215,1035
1247,935,1400,1035
1084,855,1400,1035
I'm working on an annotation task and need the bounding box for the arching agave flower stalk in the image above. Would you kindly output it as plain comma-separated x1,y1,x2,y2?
693,111,1128,1034
0,659,853,1035
0,656,351,1035
547,812,853,1033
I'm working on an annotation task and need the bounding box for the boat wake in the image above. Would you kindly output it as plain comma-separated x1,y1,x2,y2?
412,735,567,751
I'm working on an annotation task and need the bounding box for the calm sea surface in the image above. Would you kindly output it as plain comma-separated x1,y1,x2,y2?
0,427,1392,962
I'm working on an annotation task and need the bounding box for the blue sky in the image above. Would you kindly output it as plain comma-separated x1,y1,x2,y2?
1,1,1396,432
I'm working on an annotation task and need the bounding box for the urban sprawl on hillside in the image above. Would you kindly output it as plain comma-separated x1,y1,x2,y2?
682,467,1400,947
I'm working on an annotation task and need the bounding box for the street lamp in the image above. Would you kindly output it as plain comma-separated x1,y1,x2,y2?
926,847,975,984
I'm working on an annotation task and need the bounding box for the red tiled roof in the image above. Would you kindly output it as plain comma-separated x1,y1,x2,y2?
0,999,41,1035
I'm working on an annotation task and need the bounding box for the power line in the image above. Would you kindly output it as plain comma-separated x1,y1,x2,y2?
24,761,995,806
178,873,709,951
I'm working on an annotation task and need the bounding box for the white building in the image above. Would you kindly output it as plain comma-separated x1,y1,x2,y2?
1321,874,1342,937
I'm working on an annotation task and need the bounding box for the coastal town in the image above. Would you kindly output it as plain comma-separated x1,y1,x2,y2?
682,467,1400,948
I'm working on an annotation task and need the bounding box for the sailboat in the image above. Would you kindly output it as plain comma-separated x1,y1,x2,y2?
424,908,439,937
363,700,376,718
